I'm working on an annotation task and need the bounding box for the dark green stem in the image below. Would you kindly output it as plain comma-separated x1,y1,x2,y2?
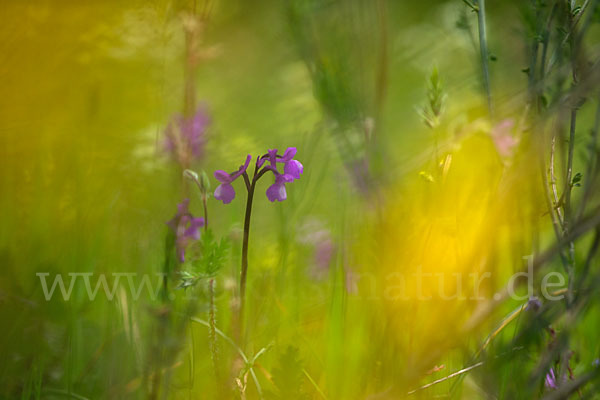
238,176,255,342
564,108,577,306
475,0,492,116
236,163,271,343
202,195,208,232
563,5,583,307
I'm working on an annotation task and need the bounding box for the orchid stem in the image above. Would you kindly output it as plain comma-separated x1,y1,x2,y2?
238,168,257,344
236,160,273,343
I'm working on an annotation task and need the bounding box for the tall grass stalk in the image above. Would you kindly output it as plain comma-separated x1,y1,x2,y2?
475,0,492,116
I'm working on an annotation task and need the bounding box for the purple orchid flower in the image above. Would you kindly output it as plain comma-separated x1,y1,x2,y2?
164,106,210,165
526,296,542,312
545,368,558,389
214,154,252,204
279,147,303,180
166,198,205,262
266,172,293,202
259,147,303,202
215,148,303,204
212,147,302,340
260,147,304,180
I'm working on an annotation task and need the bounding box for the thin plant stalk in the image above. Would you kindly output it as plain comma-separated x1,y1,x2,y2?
475,0,493,116
577,95,600,220
563,3,583,307
189,172,220,382
188,323,195,397
202,196,208,232
539,3,557,81
564,109,577,306
550,136,565,228
540,136,570,269
202,195,220,383
208,278,220,382
236,162,270,343
191,318,265,398
240,179,255,322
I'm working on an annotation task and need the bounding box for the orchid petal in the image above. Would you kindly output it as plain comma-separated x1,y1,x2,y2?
284,160,303,180
214,170,233,183
231,154,252,180
214,183,236,204
279,147,297,162
266,182,287,202
185,217,205,240
267,149,278,166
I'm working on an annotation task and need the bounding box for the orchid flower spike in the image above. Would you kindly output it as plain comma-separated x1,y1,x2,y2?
214,147,303,204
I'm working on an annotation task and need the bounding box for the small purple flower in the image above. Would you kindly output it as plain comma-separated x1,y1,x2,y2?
314,239,334,271
278,147,304,180
263,147,303,201
167,198,205,262
545,368,558,389
593,359,600,368
214,155,252,204
271,147,304,181
164,106,210,166
284,159,303,180
266,172,293,202
526,296,542,312
297,219,336,281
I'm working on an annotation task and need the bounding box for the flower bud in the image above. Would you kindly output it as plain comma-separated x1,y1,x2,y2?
200,170,211,191
183,169,199,182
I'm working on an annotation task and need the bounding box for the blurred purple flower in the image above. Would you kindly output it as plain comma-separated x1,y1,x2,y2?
593,359,600,367
314,238,335,271
490,119,519,159
545,368,558,389
545,365,571,390
526,296,542,312
164,106,210,166
167,198,205,262
214,155,252,204
298,220,336,280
